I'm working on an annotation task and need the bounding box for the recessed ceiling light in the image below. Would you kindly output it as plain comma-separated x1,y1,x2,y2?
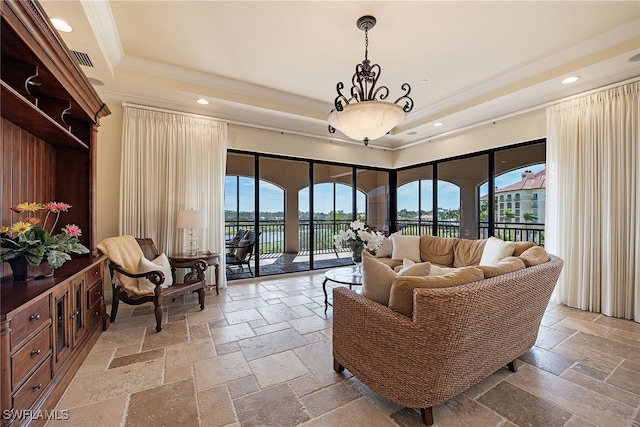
51,18,72,33
433,122,444,127
561,76,580,84
196,98,209,105
420,79,428,84
629,53,640,62
407,131,418,135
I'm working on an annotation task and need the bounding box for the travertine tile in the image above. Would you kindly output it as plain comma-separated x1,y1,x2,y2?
233,383,309,427
239,328,307,361
518,346,574,375
58,359,164,408
141,320,189,350
75,349,113,376
164,364,193,384
507,364,636,426
478,381,572,427
91,327,146,352
224,307,264,324
193,351,252,391
249,350,310,388
197,384,237,427
210,322,255,345
126,378,198,426
288,315,331,335
46,395,127,427
256,302,302,323
300,380,362,417
301,397,396,427
227,375,260,398
606,366,640,395
108,347,164,369
429,393,508,427
188,322,211,340
560,369,640,408
557,317,615,337
164,338,215,367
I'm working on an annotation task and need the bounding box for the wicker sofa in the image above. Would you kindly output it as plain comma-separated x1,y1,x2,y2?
332,235,563,425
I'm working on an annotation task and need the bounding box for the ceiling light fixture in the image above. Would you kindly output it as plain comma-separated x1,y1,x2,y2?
328,16,414,146
50,18,72,33
196,98,209,105
561,76,580,84
433,122,444,127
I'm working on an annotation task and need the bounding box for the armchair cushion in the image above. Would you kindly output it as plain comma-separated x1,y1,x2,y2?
234,237,251,260
362,251,431,306
478,256,526,278
420,235,457,267
453,238,487,267
389,266,484,316
137,253,173,293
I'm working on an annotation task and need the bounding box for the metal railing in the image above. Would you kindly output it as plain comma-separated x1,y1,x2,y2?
225,219,545,258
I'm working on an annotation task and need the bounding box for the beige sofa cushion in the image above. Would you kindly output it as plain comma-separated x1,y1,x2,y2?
391,234,421,262
519,246,550,267
419,235,457,267
513,241,536,256
478,256,526,278
453,238,487,267
362,251,431,306
389,267,484,316
479,237,515,266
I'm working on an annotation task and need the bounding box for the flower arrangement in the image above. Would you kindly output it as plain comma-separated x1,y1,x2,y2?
333,220,385,263
1,202,89,269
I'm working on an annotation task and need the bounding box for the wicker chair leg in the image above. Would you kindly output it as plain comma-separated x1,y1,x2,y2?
333,359,345,373
420,407,434,426
507,360,518,372
154,304,163,332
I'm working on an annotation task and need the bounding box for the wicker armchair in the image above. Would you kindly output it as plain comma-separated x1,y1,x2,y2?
332,254,563,425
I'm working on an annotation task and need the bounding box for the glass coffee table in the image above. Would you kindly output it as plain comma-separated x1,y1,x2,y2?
323,266,363,311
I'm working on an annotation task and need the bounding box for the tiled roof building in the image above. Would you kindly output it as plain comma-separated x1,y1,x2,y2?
496,169,546,223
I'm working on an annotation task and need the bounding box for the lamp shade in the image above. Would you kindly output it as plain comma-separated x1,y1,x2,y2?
328,101,406,142
177,210,207,229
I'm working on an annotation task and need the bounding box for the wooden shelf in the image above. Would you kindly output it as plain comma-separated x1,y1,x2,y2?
1,81,88,150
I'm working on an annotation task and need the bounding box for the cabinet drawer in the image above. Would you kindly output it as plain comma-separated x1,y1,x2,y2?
87,301,103,330
12,357,52,413
11,326,52,389
87,282,104,308
10,296,51,351
85,263,102,287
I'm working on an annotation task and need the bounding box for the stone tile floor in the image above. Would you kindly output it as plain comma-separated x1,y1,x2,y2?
47,272,640,427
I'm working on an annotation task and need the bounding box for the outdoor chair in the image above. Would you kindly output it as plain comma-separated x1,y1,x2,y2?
226,230,259,276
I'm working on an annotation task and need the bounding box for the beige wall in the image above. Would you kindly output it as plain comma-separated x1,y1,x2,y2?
95,103,547,244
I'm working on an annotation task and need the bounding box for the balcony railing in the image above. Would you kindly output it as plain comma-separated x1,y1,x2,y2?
225,219,545,258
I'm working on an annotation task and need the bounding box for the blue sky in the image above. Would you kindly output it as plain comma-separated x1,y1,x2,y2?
226,163,545,213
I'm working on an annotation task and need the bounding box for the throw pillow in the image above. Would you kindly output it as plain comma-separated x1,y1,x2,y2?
478,256,526,278
479,237,515,266
391,234,421,262
519,246,550,267
234,237,251,261
512,241,536,257
389,267,484,316
137,253,173,294
375,231,401,258
362,251,431,306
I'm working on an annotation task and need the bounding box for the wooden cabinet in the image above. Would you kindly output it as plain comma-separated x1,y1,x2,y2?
1,258,106,426
1,0,110,425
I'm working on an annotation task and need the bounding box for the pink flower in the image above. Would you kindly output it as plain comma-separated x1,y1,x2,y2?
43,202,72,212
63,224,82,237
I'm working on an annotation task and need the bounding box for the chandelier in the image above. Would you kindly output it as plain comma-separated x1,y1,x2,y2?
328,15,414,146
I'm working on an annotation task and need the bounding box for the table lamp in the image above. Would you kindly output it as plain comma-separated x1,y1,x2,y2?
177,209,207,256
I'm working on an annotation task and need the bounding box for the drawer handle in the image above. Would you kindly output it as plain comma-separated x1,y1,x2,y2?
32,383,42,390
95,291,102,296
70,312,77,319
31,349,41,356
29,314,40,321
93,271,99,276
93,311,99,316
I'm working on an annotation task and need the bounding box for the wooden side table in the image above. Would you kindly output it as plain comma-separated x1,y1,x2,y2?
169,252,220,294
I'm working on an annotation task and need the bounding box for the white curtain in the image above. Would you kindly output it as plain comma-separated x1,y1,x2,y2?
546,81,639,322
121,105,228,288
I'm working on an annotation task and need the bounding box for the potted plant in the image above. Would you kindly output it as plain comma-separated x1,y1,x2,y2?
1,202,89,281
333,220,384,274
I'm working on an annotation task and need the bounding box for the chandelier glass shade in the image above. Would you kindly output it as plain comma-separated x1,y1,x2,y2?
328,16,413,146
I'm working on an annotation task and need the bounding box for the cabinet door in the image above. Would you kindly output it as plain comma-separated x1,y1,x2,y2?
52,285,71,367
71,276,86,346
